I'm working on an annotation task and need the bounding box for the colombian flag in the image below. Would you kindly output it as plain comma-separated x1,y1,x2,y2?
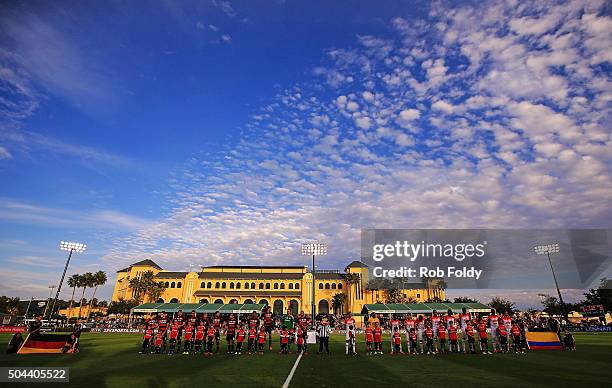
525,331,562,350
17,333,72,354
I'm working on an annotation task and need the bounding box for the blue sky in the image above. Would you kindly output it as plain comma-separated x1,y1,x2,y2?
0,0,610,308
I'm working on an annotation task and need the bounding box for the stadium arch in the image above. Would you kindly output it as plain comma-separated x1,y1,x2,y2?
214,298,224,304
318,299,329,314
169,298,179,303
289,300,298,315
273,299,284,315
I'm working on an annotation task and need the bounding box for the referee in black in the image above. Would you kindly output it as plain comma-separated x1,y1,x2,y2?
316,313,331,355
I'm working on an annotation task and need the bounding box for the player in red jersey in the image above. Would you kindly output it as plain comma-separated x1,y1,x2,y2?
392,327,403,355
194,322,206,353
235,325,246,354
408,328,418,354
212,311,223,353
225,313,238,354
297,310,309,330
424,323,435,354
262,306,274,351
448,322,459,353
477,319,490,354
187,310,198,328
168,322,180,354
205,326,216,355
365,325,374,355
248,311,260,330
511,323,523,354
157,311,169,351
140,325,154,354
344,313,356,355
248,326,257,354
497,324,509,353
154,330,165,354
279,326,289,354
257,326,266,354
403,314,416,354
373,322,383,354
465,322,476,354
296,326,306,354
389,315,401,353
182,323,194,354
437,324,447,354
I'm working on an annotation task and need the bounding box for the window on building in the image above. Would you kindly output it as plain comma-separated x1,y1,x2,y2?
230,282,234,289
338,283,342,289
236,282,241,289
280,283,285,289
251,282,256,289
295,282,299,289
215,282,220,288
274,283,278,289
288,283,293,289
319,283,323,289
331,283,336,289
265,283,270,289
165,282,169,288
259,283,264,289
177,282,182,288
417,293,420,298
171,282,176,288
222,282,226,289
200,282,205,288
324,283,330,289
245,282,249,289
207,282,212,288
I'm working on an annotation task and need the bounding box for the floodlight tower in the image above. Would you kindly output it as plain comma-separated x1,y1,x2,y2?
534,243,567,325
49,241,87,320
301,242,327,324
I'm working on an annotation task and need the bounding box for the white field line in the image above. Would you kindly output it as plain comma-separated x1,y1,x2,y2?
281,352,303,388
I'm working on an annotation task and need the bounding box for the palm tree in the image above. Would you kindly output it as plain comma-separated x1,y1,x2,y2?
67,274,80,318
331,293,347,315
87,271,107,319
342,273,361,313
78,272,95,319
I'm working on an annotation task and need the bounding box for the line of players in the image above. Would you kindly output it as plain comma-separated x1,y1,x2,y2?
351,308,526,355
139,306,312,355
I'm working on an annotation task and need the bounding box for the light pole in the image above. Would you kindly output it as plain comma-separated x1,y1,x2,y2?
534,243,568,325
49,241,86,321
301,242,327,325
42,285,56,319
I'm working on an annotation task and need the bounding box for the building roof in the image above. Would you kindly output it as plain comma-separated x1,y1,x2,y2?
345,260,368,269
315,273,343,280
199,272,304,280
194,290,302,297
205,265,305,269
117,267,130,273
155,271,189,279
131,259,162,270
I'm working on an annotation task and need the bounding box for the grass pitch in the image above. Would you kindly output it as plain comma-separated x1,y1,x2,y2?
1,332,611,387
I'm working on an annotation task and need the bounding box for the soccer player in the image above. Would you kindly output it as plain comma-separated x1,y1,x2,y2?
344,313,356,355
157,311,169,352
389,314,401,353
262,306,274,351
248,326,257,354
365,324,373,355
477,319,490,354
404,314,416,354
168,322,180,354
459,307,471,353
444,309,456,329
562,330,576,351
183,323,194,354
173,310,185,353
187,310,198,328
502,312,512,336
437,323,447,354
497,324,509,353
488,309,500,353
392,327,402,355
279,325,289,354
206,325,216,355
140,321,155,354
465,321,476,354
225,313,238,354
510,323,523,354
416,315,426,354
431,310,441,352
408,328,418,355
248,311,260,332
287,326,295,354
154,330,165,354
235,325,246,354
257,326,266,354
297,310,309,330
424,323,435,355
373,322,383,355
296,326,306,354
194,321,206,354
212,311,223,353
346,323,356,355
448,322,459,353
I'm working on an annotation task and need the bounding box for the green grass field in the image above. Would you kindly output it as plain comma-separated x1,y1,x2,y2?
1,332,611,387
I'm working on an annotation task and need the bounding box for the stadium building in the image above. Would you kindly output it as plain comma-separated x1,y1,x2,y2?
112,259,445,315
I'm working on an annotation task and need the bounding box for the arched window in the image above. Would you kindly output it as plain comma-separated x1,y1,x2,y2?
319,283,323,289
222,282,226,289
331,283,336,289
165,282,169,288
229,299,238,304
207,282,212,288
215,282,220,288
280,283,285,289
295,283,300,289
251,282,256,289
200,298,208,304
177,282,182,288
230,282,234,289
288,283,293,289
265,283,270,289
338,283,343,289
156,298,164,303
244,299,253,304
170,298,179,303
274,283,279,289
236,282,241,289
245,282,250,289
325,283,330,290
171,282,176,288
214,299,223,304
200,282,205,288
259,283,264,289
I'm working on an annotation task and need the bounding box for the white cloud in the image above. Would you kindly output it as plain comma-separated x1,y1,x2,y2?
0,146,12,160
431,100,454,114
396,108,420,128
355,116,372,130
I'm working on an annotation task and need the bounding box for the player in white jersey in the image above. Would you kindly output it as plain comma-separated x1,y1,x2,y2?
459,307,471,353
501,312,512,346
416,315,426,354
404,314,416,353
430,310,441,352
344,313,356,355
389,315,401,353
488,309,500,352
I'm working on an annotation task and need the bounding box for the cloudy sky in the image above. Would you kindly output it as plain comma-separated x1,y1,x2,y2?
0,0,610,308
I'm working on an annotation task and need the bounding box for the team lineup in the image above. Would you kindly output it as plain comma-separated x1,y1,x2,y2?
138,306,535,356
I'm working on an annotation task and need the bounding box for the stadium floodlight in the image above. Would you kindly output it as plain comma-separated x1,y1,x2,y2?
534,242,567,325
48,241,87,319
301,242,328,323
